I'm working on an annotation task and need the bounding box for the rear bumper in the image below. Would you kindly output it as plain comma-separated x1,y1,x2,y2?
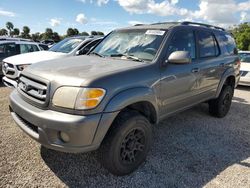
2,76,17,88
9,90,118,153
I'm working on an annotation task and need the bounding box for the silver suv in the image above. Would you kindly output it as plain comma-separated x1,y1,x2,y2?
9,22,240,175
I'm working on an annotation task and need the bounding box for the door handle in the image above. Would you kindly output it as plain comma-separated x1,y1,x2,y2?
191,68,200,73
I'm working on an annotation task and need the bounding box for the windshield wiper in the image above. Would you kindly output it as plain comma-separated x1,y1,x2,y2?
110,53,144,62
89,51,104,58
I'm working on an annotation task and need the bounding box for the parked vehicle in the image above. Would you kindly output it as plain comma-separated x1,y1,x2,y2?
2,36,102,88
41,39,55,46
9,22,240,175
0,40,48,77
239,53,250,86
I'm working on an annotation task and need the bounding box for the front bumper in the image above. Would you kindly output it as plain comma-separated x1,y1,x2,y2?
239,76,250,86
2,76,17,88
9,90,117,153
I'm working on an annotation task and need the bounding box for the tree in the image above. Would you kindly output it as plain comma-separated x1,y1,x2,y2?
21,26,31,38
97,31,104,36
91,31,98,35
6,22,14,36
41,28,53,40
67,28,75,36
0,28,8,36
31,32,40,42
81,31,89,36
52,32,60,42
12,28,20,36
74,28,79,35
232,23,250,50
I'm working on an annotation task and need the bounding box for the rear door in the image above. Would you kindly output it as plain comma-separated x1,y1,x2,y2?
195,30,222,98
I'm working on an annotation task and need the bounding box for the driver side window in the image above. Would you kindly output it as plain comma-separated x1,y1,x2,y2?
167,30,196,59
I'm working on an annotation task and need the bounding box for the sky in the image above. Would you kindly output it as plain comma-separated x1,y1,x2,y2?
1,0,250,35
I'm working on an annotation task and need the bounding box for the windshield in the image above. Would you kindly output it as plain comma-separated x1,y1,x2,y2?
240,55,250,63
49,38,84,53
93,29,166,61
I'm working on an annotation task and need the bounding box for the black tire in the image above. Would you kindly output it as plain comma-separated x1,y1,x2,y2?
209,85,234,118
99,110,152,176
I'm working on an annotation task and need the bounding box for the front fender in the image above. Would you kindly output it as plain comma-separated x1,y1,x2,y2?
104,87,159,117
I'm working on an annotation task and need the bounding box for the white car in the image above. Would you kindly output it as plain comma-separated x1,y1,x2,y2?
0,40,48,76
2,36,102,88
239,54,250,86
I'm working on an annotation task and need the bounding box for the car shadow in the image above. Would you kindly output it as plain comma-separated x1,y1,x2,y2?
237,85,250,91
41,99,250,187
0,76,5,87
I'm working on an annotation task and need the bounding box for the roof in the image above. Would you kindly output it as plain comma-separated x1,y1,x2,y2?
0,40,44,45
118,21,227,32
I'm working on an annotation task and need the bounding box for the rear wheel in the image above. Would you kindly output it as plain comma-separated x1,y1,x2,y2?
99,110,152,176
209,85,234,118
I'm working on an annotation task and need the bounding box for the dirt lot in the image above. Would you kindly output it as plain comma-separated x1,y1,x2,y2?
0,81,250,188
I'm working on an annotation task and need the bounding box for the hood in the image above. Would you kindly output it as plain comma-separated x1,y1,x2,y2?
3,51,67,65
240,62,250,71
23,55,147,86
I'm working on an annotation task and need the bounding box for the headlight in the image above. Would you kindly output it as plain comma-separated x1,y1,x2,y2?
52,87,106,110
17,64,30,71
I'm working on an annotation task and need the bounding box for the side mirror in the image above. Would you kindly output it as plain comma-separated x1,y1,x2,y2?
166,51,191,64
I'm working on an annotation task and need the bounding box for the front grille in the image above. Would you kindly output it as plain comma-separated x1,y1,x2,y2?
240,71,249,77
2,62,16,76
18,76,48,103
16,113,38,133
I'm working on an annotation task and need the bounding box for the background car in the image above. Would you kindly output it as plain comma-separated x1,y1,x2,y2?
239,54,250,86
0,40,48,77
2,36,103,88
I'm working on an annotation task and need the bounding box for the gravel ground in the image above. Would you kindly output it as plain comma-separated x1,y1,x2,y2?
0,81,250,188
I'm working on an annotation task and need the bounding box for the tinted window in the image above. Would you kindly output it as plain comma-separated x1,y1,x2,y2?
0,43,18,58
80,39,101,54
39,44,49,50
217,34,237,55
198,31,219,58
20,44,39,54
167,30,196,59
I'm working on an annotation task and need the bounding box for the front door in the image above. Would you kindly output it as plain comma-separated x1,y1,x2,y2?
160,29,200,118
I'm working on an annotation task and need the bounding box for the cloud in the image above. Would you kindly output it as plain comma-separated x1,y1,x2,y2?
117,0,250,26
49,18,61,27
128,20,148,25
0,9,15,17
78,0,109,6
76,13,88,24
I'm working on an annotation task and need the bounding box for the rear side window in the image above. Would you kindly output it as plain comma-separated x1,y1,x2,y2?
167,30,196,59
217,34,237,55
0,43,18,58
198,31,219,58
20,44,40,53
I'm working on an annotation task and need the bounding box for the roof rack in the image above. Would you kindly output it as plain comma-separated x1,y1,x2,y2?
181,21,225,31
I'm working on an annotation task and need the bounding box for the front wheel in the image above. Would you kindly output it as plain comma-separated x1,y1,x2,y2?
99,111,152,176
209,85,234,118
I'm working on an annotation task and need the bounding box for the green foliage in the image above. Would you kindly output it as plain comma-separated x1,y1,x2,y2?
0,28,8,36
81,31,89,36
6,22,14,36
2,21,105,41
12,28,20,36
96,31,104,36
21,26,31,38
91,31,98,35
232,23,250,50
